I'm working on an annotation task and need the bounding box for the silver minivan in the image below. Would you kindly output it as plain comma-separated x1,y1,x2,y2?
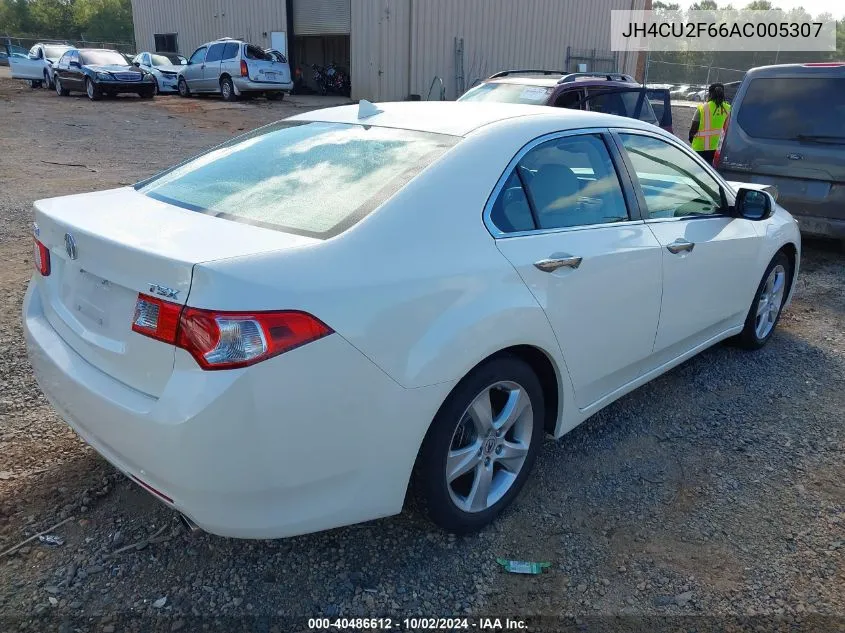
716,63,845,244
177,37,292,101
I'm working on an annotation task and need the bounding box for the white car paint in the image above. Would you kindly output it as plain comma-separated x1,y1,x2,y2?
9,43,74,86
23,102,800,538
132,52,186,94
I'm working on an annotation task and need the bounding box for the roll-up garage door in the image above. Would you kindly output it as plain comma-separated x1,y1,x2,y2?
293,0,351,35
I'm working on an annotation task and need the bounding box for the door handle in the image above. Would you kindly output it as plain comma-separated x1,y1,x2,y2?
666,239,695,254
534,256,583,272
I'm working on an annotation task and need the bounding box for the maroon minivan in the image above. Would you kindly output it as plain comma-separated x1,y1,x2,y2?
458,70,674,135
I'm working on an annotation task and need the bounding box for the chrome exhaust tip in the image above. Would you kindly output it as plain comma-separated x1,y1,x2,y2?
178,513,201,535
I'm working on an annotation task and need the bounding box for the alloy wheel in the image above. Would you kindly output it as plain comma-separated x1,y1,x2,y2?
755,264,786,339
55,78,62,96
86,79,94,99
446,381,533,513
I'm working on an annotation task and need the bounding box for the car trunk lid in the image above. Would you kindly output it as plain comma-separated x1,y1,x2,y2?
32,187,317,398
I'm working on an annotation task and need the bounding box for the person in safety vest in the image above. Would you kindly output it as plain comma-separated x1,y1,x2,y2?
688,83,731,165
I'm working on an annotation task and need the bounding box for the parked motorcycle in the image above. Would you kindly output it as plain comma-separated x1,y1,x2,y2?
312,63,351,97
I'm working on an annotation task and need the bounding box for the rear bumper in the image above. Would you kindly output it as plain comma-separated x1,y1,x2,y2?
233,77,293,93
23,279,451,538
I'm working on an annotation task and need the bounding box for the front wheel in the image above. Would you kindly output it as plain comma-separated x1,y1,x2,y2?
736,252,791,349
85,78,101,101
178,77,190,97
138,88,155,99
44,71,54,90
414,356,544,534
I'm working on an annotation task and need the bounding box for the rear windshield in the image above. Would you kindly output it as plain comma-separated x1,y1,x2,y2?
737,76,845,140
135,122,458,239
458,82,554,105
245,44,272,61
586,89,658,124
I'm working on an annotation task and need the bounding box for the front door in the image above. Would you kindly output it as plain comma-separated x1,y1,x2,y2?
489,131,663,409
184,46,207,91
201,43,225,91
614,131,761,358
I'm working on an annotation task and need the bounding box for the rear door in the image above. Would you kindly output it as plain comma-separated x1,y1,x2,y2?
646,88,673,134
584,87,661,128
719,69,845,230
202,43,225,91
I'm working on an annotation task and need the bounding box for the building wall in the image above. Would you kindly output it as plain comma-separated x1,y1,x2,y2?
131,0,647,101
350,0,649,102
130,0,288,56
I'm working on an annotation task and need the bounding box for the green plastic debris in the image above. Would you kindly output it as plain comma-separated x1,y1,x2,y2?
496,558,551,575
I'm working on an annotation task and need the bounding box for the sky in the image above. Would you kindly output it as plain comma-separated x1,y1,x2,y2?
673,0,841,17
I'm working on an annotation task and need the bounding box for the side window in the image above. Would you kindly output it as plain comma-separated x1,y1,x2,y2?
222,43,239,60
189,47,207,64
205,43,224,63
555,89,584,109
490,134,629,233
29,46,40,58
619,134,724,219
143,54,151,66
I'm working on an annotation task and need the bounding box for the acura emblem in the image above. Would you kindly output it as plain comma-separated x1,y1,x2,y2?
64,233,77,260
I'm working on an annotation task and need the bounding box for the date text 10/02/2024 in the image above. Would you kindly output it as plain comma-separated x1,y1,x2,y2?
308,617,529,630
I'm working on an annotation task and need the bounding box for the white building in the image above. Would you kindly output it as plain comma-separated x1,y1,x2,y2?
130,0,649,101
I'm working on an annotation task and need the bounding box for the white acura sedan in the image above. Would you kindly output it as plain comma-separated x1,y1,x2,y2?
23,102,800,538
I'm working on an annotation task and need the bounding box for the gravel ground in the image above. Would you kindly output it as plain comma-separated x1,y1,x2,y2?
0,78,843,633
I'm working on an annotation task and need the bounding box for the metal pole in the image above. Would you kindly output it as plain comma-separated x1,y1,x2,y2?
565,45,571,72
643,49,650,85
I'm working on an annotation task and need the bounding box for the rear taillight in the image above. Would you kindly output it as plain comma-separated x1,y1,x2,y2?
33,239,50,276
131,294,333,370
240,60,248,77
714,113,730,168
132,294,181,344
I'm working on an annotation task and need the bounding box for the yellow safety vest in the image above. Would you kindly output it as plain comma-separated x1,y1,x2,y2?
692,101,731,151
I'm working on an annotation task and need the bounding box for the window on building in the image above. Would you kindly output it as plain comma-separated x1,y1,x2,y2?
154,33,178,53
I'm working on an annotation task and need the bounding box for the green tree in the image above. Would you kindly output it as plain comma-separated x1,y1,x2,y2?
74,0,133,42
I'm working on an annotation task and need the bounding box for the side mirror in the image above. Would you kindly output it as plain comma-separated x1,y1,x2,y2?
735,188,773,221
69,60,80,68
133,61,141,67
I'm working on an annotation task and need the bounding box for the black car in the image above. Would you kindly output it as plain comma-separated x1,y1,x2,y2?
53,48,156,100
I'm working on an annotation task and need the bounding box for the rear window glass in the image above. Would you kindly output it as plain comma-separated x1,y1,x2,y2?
245,44,271,61
458,82,554,105
135,122,458,239
737,76,845,140
586,89,658,124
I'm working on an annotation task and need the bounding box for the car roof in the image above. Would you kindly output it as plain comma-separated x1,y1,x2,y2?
288,101,659,137
745,62,845,77
486,76,643,90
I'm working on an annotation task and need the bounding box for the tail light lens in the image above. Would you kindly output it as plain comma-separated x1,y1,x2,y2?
131,294,333,370
240,60,248,77
714,113,730,168
33,239,51,276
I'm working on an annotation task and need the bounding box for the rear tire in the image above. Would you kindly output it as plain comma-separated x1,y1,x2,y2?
55,77,70,96
414,356,544,534
735,251,792,350
44,71,54,90
220,77,238,102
